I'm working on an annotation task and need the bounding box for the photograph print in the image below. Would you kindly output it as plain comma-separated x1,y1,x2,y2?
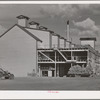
0,4,100,90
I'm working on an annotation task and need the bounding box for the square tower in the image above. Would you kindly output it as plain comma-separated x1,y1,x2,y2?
80,37,96,48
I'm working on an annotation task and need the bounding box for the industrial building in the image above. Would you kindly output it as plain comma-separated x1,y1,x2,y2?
0,15,100,77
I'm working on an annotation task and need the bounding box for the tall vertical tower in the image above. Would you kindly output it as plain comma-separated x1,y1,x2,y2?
66,20,70,48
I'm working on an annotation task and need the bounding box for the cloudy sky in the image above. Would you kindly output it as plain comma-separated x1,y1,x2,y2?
0,4,100,51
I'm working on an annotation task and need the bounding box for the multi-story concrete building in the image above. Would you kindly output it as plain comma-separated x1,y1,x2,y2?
37,23,100,77
0,15,67,77
38,41,100,77
0,15,100,77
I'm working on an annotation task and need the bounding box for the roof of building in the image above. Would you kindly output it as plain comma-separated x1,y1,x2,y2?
24,26,68,41
39,26,48,30
29,21,39,25
48,30,60,36
0,24,42,42
80,37,96,41
74,44,100,56
16,15,30,20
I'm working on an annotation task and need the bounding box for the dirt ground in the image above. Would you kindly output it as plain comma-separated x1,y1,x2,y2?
0,77,100,90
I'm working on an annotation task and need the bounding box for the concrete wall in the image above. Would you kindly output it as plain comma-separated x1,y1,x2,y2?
66,41,70,48
30,25,38,29
18,19,27,27
60,38,65,48
88,51,97,74
25,28,50,48
64,40,66,47
81,40,95,48
52,35,59,48
0,26,37,77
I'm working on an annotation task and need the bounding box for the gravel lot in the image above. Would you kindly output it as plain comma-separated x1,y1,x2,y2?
0,77,100,90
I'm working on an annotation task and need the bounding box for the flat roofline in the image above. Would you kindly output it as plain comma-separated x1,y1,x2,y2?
80,37,96,41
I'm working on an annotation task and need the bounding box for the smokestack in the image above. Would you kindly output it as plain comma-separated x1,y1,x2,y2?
29,21,39,29
67,20,70,41
16,15,29,27
66,20,70,48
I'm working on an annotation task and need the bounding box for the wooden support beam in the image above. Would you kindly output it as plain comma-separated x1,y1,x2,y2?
39,51,54,62
56,49,68,62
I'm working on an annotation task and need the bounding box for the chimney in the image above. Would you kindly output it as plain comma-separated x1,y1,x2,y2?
66,20,70,48
39,26,48,31
67,20,70,41
16,15,29,27
29,21,39,29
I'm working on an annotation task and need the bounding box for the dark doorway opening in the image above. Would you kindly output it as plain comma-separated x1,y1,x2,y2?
42,71,48,77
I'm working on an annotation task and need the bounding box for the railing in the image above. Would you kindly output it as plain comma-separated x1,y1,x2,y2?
38,56,87,62
38,60,52,62
40,66,55,70
72,56,87,62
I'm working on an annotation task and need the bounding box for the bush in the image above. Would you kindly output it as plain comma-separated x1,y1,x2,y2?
68,65,82,77
67,64,93,77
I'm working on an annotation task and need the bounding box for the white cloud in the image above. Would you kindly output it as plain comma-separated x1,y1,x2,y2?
40,4,100,19
70,28,80,36
40,5,78,18
0,4,100,20
73,18,100,35
77,5,100,15
77,4,90,10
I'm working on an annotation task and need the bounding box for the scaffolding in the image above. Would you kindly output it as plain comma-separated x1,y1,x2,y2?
37,46,91,77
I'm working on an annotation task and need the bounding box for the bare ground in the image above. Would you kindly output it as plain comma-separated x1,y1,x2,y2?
0,77,100,90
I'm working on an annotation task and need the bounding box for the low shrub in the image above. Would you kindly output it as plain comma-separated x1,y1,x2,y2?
67,64,93,77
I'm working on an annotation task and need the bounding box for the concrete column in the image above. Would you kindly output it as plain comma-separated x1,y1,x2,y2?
39,65,41,77
49,33,52,48
57,64,59,77
40,70,42,77
58,36,60,48
36,41,38,74
55,51,57,77
64,39,66,48
55,63,56,77
87,50,90,67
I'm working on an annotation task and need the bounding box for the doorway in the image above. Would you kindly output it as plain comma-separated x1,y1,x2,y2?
42,71,48,77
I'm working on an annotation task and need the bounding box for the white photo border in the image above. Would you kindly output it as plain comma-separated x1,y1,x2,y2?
0,1,100,99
